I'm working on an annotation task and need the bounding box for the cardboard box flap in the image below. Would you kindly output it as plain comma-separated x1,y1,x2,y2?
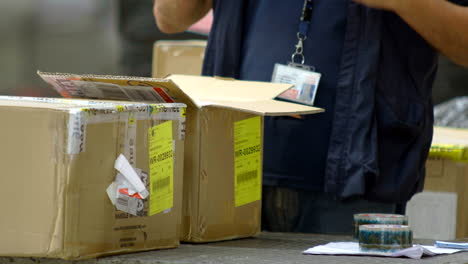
430,126,468,162
38,72,322,115
37,71,197,107
168,75,323,114
205,100,323,116
432,126,468,146
169,75,294,102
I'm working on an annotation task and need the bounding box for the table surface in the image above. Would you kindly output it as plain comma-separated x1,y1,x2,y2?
3,232,468,264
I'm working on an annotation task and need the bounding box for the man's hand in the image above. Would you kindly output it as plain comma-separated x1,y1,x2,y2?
352,0,401,11
154,0,212,34
354,0,468,67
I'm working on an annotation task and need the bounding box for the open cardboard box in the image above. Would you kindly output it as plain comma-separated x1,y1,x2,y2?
0,96,185,259
152,40,207,78
407,126,468,240
38,72,323,242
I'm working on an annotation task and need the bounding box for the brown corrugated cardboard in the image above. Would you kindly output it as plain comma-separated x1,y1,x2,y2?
0,96,186,259
152,40,206,78
406,126,468,239
425,127,468,238
37,72,323,242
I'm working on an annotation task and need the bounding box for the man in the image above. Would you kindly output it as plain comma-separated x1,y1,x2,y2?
153,0,468,234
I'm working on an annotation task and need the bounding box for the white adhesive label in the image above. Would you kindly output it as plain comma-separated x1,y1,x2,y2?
67,110,86,154
108,161,149,217
179,120,186,140
125,113,138,166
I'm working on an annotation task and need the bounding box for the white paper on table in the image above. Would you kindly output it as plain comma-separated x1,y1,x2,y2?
303,242,461,260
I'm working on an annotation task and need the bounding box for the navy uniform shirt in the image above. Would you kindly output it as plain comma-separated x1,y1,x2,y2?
238,0,348,191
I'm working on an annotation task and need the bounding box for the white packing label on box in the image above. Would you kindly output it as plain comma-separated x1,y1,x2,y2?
123,112,138,166
107,155,149,217
67,109,87,154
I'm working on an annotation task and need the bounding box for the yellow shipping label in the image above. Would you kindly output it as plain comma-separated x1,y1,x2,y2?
429,144,468,162
234,116,262,207
148,121,174,216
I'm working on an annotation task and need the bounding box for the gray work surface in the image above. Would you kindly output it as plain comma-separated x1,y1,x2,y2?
2,232,468,264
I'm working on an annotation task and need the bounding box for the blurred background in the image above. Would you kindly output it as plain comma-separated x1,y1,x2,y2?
0,0,206,97
0,0,465,104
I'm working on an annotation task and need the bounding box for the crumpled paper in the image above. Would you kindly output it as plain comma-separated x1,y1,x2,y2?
303,242,461,259
106,154,149,216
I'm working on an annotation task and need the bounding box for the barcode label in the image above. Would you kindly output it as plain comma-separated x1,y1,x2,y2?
117,197,129,207
236,170,258,185
67,111,86,154
234,116,261,207
149,121,174,216
152,177,170,193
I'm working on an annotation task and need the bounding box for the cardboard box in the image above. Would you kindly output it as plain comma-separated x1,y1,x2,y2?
0,96,186,259
406,126,468,239
38,72,323,242
152,40,206,78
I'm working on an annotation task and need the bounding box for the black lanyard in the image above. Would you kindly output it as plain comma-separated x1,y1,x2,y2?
291,0,313,65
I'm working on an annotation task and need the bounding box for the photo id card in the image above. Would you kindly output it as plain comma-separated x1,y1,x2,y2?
271,63,321,106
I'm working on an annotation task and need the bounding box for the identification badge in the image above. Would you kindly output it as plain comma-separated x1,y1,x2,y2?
271,63,321,106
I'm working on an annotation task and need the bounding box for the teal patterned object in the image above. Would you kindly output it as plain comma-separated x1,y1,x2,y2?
353,213,408,239
359,224,413,252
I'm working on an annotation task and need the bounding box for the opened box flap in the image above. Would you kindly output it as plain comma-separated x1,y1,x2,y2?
168,75,291,101
38,72,323,116
433,126,468,146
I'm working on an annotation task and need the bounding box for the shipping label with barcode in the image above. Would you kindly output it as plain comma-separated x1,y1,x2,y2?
234,116,262,207
148,121,174,216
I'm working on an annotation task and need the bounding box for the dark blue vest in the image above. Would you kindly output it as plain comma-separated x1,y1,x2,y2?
239,0,348,191
203,0,467,203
